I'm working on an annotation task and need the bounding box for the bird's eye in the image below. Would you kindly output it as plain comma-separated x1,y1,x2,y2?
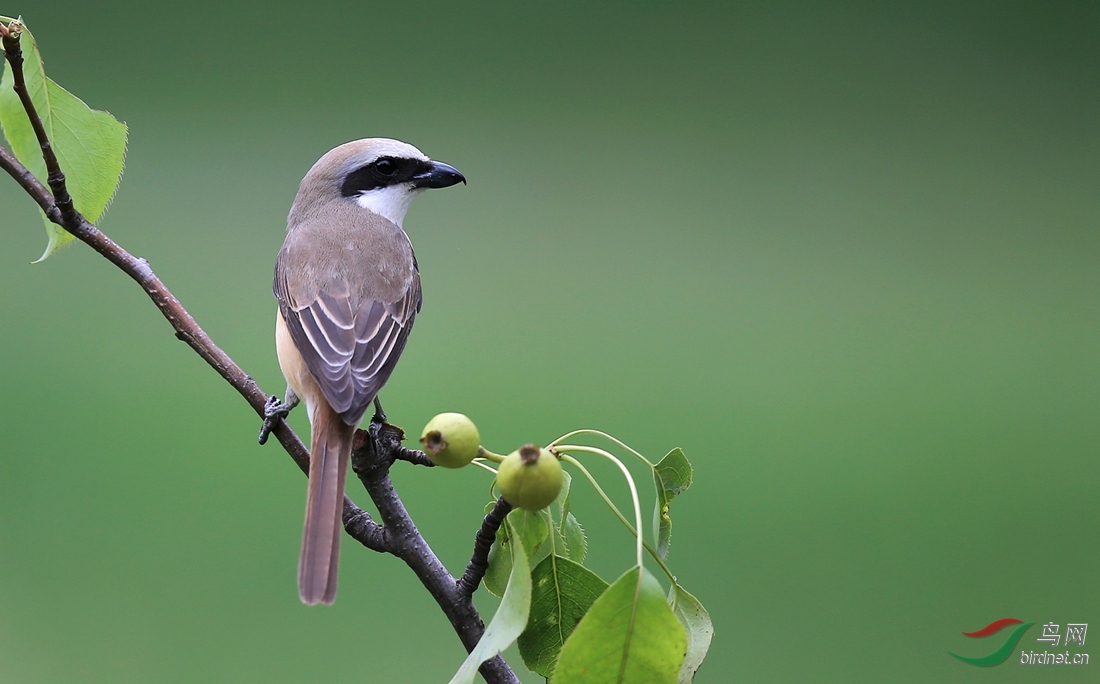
375,159,395,176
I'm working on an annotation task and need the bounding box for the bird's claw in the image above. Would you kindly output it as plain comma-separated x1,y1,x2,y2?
259,395,293,445
370,397,388,428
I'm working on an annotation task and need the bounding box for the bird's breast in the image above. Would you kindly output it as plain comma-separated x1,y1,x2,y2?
281,208,417,305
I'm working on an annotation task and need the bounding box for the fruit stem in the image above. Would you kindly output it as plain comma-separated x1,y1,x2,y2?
549,428,655,468
553,445,644,569
477,446,506,463
557,453,678,585
469,458,499,475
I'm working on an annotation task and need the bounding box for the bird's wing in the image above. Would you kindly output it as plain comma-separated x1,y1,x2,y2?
275,265,421,426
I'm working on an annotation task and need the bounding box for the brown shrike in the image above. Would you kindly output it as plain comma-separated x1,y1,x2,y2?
270,138,464,604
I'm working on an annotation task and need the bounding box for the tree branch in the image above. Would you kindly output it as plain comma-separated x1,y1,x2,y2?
352,428,521,684
457,497,513,598
1,23,517,684
2,21,77,225
394,443,437,467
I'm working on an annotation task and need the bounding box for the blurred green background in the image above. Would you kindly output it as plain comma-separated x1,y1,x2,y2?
1,2,1097,682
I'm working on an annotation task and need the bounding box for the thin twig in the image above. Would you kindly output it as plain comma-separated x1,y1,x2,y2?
1,24,76,224
457,497,513,598
394,444,436,467
1,24,518,684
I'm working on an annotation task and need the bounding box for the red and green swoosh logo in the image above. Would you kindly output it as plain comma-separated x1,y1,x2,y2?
949,618,1034,667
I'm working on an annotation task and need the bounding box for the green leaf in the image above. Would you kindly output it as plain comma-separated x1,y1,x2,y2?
531,509,564,569
485,508,546,598
484,536,511,599
0,22,127,260
518,554,608,678
552,470,588,563
668,584,713,683
510,507,548,557
652,448,692,559
554,469,573,510
530,470,587,565
555,566,687,684
448,517,532,684
563,512,587,563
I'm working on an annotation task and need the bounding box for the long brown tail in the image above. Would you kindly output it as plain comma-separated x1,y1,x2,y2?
299,403,354,605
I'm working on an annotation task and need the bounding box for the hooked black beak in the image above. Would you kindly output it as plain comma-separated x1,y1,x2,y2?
412,160,466,189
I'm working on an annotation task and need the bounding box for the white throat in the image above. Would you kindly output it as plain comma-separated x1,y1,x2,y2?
353,185,421,228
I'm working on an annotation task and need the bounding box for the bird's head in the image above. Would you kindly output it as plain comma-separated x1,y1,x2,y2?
292,138,465,228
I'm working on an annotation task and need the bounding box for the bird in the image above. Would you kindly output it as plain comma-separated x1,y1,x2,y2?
268,138,465,605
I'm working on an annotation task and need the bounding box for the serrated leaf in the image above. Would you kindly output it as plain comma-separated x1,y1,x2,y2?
552,470,587,563
555,469,573,514
563,512,587,563
529,470,585,565
448,517,532,684
652,448,692,559
668,584,713,683
518,555,608,678
555,566,687,684
0,22,127,260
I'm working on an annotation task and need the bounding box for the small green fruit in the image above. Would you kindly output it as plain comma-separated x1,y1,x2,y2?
420,412,480,468
496,444,564,510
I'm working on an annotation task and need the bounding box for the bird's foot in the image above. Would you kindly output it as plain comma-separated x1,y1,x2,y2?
258,395,294,445
369,395,387,428
367,398,406,446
